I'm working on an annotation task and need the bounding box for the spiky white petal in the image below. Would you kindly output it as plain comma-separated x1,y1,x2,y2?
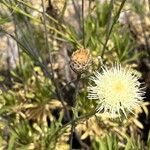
88,64,145,118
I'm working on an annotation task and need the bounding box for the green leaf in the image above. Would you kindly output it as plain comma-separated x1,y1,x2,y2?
0,76,5,82
147,131,150,149
8,133,17,150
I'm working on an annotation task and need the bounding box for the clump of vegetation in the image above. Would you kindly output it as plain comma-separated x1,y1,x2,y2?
0,0,150,149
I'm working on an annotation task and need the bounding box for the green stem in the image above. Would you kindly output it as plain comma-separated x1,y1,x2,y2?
48,110,96,147
70,74,81,149
82,0,85,48
101,0,127,60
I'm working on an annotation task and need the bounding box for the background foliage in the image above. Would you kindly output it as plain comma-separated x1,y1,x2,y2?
0,0,150,149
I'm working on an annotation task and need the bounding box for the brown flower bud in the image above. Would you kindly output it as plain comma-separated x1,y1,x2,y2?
70,48,91,73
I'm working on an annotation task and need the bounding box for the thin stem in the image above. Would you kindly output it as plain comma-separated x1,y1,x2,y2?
42,3,88,139
148,0,150,11
70,74,80,149
48,110,96,149
69,74,89,149
101,0,127,60
60,0,68,19
70,75,80,149
60,72,94,91
41,0,52,66
72,0,82,31
9,0,28,97
82,0,85,48
41,0,73,122
139,15,150,57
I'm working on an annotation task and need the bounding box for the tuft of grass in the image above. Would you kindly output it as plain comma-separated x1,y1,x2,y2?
0,0,149,149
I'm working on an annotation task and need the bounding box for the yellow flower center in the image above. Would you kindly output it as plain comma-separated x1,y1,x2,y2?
113,81,125,93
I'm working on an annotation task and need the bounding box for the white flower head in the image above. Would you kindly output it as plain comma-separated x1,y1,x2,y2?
88,63,145,118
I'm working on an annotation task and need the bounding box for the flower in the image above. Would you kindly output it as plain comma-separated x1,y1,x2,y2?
70,48,91,73
88,63,145,118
